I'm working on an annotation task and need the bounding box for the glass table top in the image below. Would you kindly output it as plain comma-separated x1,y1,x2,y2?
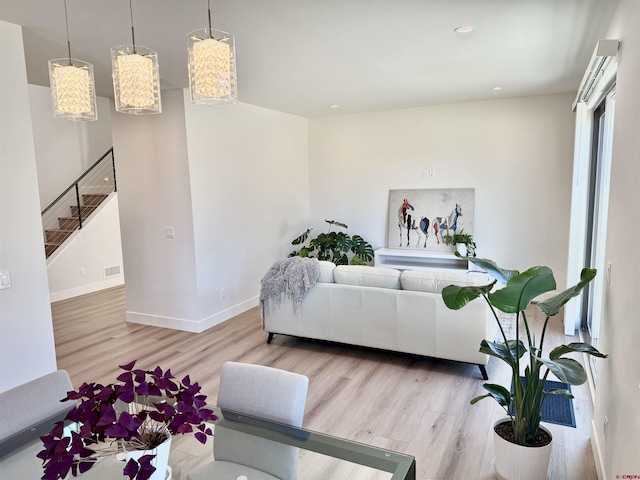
200,406,416,480
0,405,416,480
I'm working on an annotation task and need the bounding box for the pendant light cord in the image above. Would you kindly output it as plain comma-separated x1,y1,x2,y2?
63,0,72,65
129,0,137,53
207,0,213,38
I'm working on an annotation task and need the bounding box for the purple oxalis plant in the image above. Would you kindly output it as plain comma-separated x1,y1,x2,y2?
37,360,216,480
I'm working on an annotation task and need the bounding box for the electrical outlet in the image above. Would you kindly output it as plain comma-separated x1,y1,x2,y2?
220,288,227,299
165,227,175,238
603,415,609,441
80,267,87,277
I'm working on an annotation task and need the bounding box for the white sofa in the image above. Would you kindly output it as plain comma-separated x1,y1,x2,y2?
262,262,496,379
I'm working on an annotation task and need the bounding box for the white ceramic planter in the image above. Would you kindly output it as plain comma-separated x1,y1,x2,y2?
125,434,172,480
455,243,467,257
493,419,552,480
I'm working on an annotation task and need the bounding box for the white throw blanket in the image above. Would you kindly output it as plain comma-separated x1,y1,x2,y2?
260,257,320,321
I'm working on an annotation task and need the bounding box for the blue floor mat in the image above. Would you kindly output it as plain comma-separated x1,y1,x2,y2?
509,377,576,428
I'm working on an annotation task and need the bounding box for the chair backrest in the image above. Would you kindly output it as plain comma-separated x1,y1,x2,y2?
0,370,74,443
214,362,309,480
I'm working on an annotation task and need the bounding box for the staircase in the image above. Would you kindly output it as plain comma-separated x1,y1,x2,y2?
44,194,110,257
42,148,116,259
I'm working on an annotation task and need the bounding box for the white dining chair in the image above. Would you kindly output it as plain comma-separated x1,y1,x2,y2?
187,361,309,480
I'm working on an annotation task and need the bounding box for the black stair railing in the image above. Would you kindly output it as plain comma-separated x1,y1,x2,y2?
41,148,116,257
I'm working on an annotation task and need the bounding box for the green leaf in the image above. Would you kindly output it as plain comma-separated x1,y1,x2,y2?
463,257,519,284
325,220,348,229
549,342,608,360
470,393,492,405
350,235,374,261
335,253,349,265
480,339,526,368
480,383,512,407
334,232,351,252
536,357,587,385
537,268,597,317
545,388,574,399
442,282,496,310
489,266,556,313
291,229,311,245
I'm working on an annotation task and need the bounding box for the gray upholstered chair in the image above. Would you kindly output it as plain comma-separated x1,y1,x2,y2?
1,371,74,479
188,361,309,480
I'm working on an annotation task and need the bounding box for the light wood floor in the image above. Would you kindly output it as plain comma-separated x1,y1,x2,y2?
51,285,597,480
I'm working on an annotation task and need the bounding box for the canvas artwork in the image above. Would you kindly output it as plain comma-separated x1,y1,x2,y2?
387,188,475,251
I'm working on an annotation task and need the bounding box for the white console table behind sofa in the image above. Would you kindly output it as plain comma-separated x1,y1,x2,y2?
374,248,468,272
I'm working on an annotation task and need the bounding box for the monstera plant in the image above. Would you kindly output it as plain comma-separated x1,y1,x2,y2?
441,257,607,478
289,220,374,266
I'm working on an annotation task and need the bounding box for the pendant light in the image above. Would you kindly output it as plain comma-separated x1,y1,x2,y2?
187,0,237,106
48,0,97,121
111,0,161,114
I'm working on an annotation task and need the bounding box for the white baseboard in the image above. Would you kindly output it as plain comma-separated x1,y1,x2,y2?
49,276,124,302
591,419,606,480
126,296,259,333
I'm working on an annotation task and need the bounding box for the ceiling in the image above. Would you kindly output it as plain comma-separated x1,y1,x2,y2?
0,0,619,118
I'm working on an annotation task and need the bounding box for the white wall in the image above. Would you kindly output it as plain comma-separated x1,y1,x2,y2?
308,94,576,286
112,90,201,328
0,21,57,392
113,90,309,332
47,194,125,302
184,93,310,326
591,1,640,477
28,85,113,209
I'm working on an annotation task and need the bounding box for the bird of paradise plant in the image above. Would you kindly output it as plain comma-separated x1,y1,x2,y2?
442,257,607,445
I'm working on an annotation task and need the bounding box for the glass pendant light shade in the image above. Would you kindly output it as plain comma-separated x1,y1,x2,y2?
111,45,162,114
48,58,97,121
187,28,237,106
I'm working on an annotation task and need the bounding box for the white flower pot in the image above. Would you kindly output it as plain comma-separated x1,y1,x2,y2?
493,419,552,480
455,243,467,257
125,434,172,480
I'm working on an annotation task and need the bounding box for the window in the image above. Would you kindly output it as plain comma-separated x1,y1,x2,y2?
581,91,615,378
566,39,618,383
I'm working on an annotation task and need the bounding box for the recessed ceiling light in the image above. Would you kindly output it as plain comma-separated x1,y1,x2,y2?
329,104,339,109
491,86,503,91
454,25,476,34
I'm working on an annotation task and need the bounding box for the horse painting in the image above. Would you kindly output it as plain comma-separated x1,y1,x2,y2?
433,203,462,243
398,199,429,247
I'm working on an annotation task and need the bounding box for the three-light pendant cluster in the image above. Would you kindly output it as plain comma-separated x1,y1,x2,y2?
48,0,237,121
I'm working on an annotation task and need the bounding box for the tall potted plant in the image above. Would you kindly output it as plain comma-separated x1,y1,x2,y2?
441,257,607,480
38,361,216,480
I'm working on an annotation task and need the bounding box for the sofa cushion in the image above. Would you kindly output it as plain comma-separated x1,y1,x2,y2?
400,270,492,294
333,265,401,290
317,261,336,283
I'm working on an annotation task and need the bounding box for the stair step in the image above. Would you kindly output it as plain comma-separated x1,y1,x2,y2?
70,205,98,217
57,217,80,229
45,229,75,242
47,195,108,257
45,244,60,258
81,194,108,206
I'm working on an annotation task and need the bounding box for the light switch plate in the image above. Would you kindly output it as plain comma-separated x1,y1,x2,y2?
0,269,12,290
